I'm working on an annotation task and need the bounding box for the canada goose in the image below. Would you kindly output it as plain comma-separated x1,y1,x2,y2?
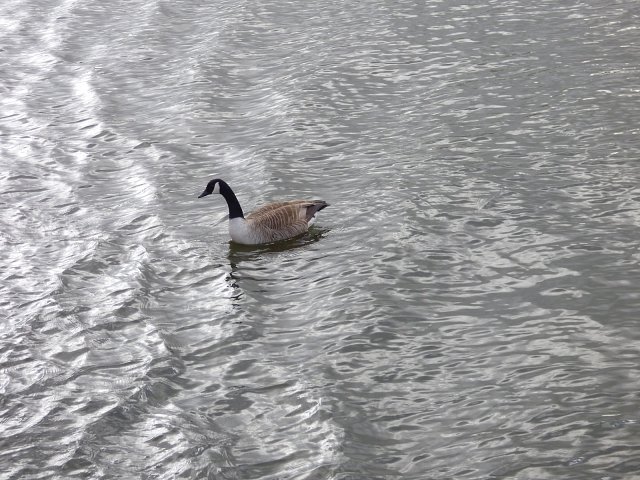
198,178,329,245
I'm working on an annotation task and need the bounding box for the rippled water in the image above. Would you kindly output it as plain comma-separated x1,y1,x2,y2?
2,0,640,478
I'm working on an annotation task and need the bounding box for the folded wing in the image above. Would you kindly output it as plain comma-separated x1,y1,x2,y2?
246,200,329,243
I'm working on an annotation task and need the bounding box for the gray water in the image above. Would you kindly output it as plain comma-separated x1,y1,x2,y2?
2,0,640,478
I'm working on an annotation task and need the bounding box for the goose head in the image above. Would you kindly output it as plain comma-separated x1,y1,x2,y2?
198,178,245,219
198,178,224,198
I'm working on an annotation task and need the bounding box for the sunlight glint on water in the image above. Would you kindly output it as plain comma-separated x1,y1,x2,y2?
1,0,640,478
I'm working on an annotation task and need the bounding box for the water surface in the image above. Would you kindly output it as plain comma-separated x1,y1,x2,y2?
1,0,640,478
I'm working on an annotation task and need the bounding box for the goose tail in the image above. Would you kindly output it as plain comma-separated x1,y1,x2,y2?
305,200,329,223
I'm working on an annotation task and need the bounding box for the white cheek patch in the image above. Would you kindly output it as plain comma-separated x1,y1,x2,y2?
212,183,220,194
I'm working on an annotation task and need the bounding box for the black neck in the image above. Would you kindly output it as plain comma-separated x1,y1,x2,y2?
219,181,244,219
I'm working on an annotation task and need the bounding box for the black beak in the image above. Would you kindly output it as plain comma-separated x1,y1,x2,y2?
198,190,209,198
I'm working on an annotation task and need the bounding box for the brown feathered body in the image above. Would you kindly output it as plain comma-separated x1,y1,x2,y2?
233,200,328,244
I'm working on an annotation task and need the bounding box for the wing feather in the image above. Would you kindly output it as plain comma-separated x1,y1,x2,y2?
245,200,328,243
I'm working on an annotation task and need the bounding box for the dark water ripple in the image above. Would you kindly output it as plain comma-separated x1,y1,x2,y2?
2,0,640,478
